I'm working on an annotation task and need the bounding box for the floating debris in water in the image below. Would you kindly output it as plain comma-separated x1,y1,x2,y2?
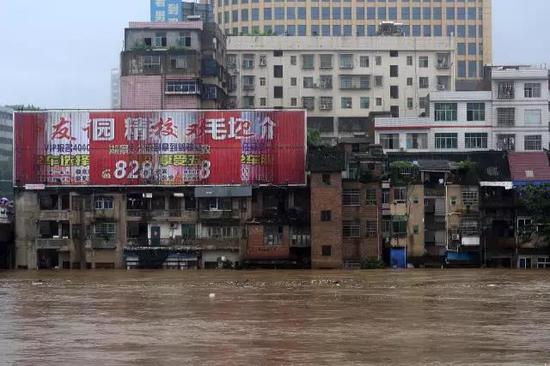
209,293,216,299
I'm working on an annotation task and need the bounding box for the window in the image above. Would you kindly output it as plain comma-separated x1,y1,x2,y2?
380,133,399,150
290,98,297,107
497,82,514,99
407,77,413,86
94,222,116,239
290,55,297,65
260,98,266,106
242,75,255,91
390,86,399,99
376,98,382,106
273,65,283,78
419,77,429,89
302,54,314,69
143,55,161,69
406,56,413,66
525,109,542,125
341,97,352,109
154,32,167,48
435,133,458,149
165,80,199,94
524,83,541,98
497,108,515,127
360,56,369,68
178,33,192,48
525,135,542,151
343,189,360,206
406,133,428,149
462,190,479,206
434,103,457,121
419,56,428,68
366,189,377,205
259,77,266,86
242,54,254,69
302,97,314,111
319,96,333,111
274,86,283,98
95,196,113,209
322,245,332,256
375,56,382,66
322,173,331,185
242,96,254,108
303,77,314,88
320,54,333,69
343,221,360,238
390,65,398,77
390,106,399,118
375,76,383,87
264,226,283,245
290,77,297,86
339,54,353,69
467,103,485,121
360,97,370,109
394,187,407,202
366,220,377,238
320,75,332,89
321,210,332,222
465,133,488,149
497,134,516,151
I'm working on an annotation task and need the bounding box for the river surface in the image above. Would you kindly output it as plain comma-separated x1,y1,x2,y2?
0,270,550,365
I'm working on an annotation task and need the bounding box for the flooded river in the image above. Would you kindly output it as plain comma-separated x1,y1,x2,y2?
1,270,550,365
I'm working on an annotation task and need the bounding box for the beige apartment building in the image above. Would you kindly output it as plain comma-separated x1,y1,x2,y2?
227,36,455,138
215,0,491,79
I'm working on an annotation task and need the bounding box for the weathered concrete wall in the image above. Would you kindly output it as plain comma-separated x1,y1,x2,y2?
15,191,39,269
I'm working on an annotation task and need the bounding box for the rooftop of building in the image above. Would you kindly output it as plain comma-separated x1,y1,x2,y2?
227,36,455,52
127,21,203,30
508,152,550,184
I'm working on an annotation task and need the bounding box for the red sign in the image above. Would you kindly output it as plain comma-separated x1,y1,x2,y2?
14,110,306,186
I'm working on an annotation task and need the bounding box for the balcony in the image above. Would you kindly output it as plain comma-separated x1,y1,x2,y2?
36,238,70,250
127,237,196,248
290,234,311,248
375,117,431,130
39,210,70,221
199,209,240,221
89,239,117,250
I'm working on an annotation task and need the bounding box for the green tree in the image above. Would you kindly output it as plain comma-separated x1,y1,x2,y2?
307,128,323,147
520,184,550,244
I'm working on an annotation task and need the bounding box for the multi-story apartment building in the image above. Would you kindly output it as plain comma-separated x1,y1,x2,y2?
120,21,228,109
151,0,214,23
227,36,455,139
214,0,491,79
0,107,13,199
110,69,121,109
375,65,550,153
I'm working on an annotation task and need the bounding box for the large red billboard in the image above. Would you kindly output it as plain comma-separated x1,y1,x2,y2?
14,110,306,186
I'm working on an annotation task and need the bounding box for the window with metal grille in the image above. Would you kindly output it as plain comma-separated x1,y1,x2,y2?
462,190,478,206
165,80,199,94
435,133,458,149
524,83,541,98
343,221,361,238
419,56,429,67
343,189,360,206
465,133,487,149
341,97,352,109
360,56,369,67
264,226,283,245
466,103,485,121
434,103,457,121
366,189,377,205
394,187,407,202
524,135,542,151
319,75,332,89
366,220,377,238
497,82,514,99
303,77,315,88
242,54,254,69
497,108,515,126
406,133,428,149
94,222,116,239
419,77,429,89
496,134,515,151
339,54,354,69
302,97,315,111
392,217,407,235
322,245,332,256
320,54,333,69
319,97,333,111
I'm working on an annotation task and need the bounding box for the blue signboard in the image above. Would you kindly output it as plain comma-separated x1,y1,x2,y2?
150,0,182,22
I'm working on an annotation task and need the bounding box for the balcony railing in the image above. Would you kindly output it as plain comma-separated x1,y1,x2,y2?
39,210,70,221
36,238,70,249
199,209,240,220
89,239,117,249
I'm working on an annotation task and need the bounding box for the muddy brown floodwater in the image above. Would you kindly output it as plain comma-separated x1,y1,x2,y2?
1,270,550,365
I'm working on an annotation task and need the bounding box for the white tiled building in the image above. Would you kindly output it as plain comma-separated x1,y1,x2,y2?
227,36,456,139
375,65,550,152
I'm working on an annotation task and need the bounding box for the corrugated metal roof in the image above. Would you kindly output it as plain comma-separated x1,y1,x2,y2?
508,152,550,182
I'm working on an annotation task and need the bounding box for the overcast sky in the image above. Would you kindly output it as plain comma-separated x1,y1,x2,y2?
0,0,549,109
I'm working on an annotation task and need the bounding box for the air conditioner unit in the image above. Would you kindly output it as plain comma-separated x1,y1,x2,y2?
451,234,460,241
320,104,329,110
437,84,446,90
